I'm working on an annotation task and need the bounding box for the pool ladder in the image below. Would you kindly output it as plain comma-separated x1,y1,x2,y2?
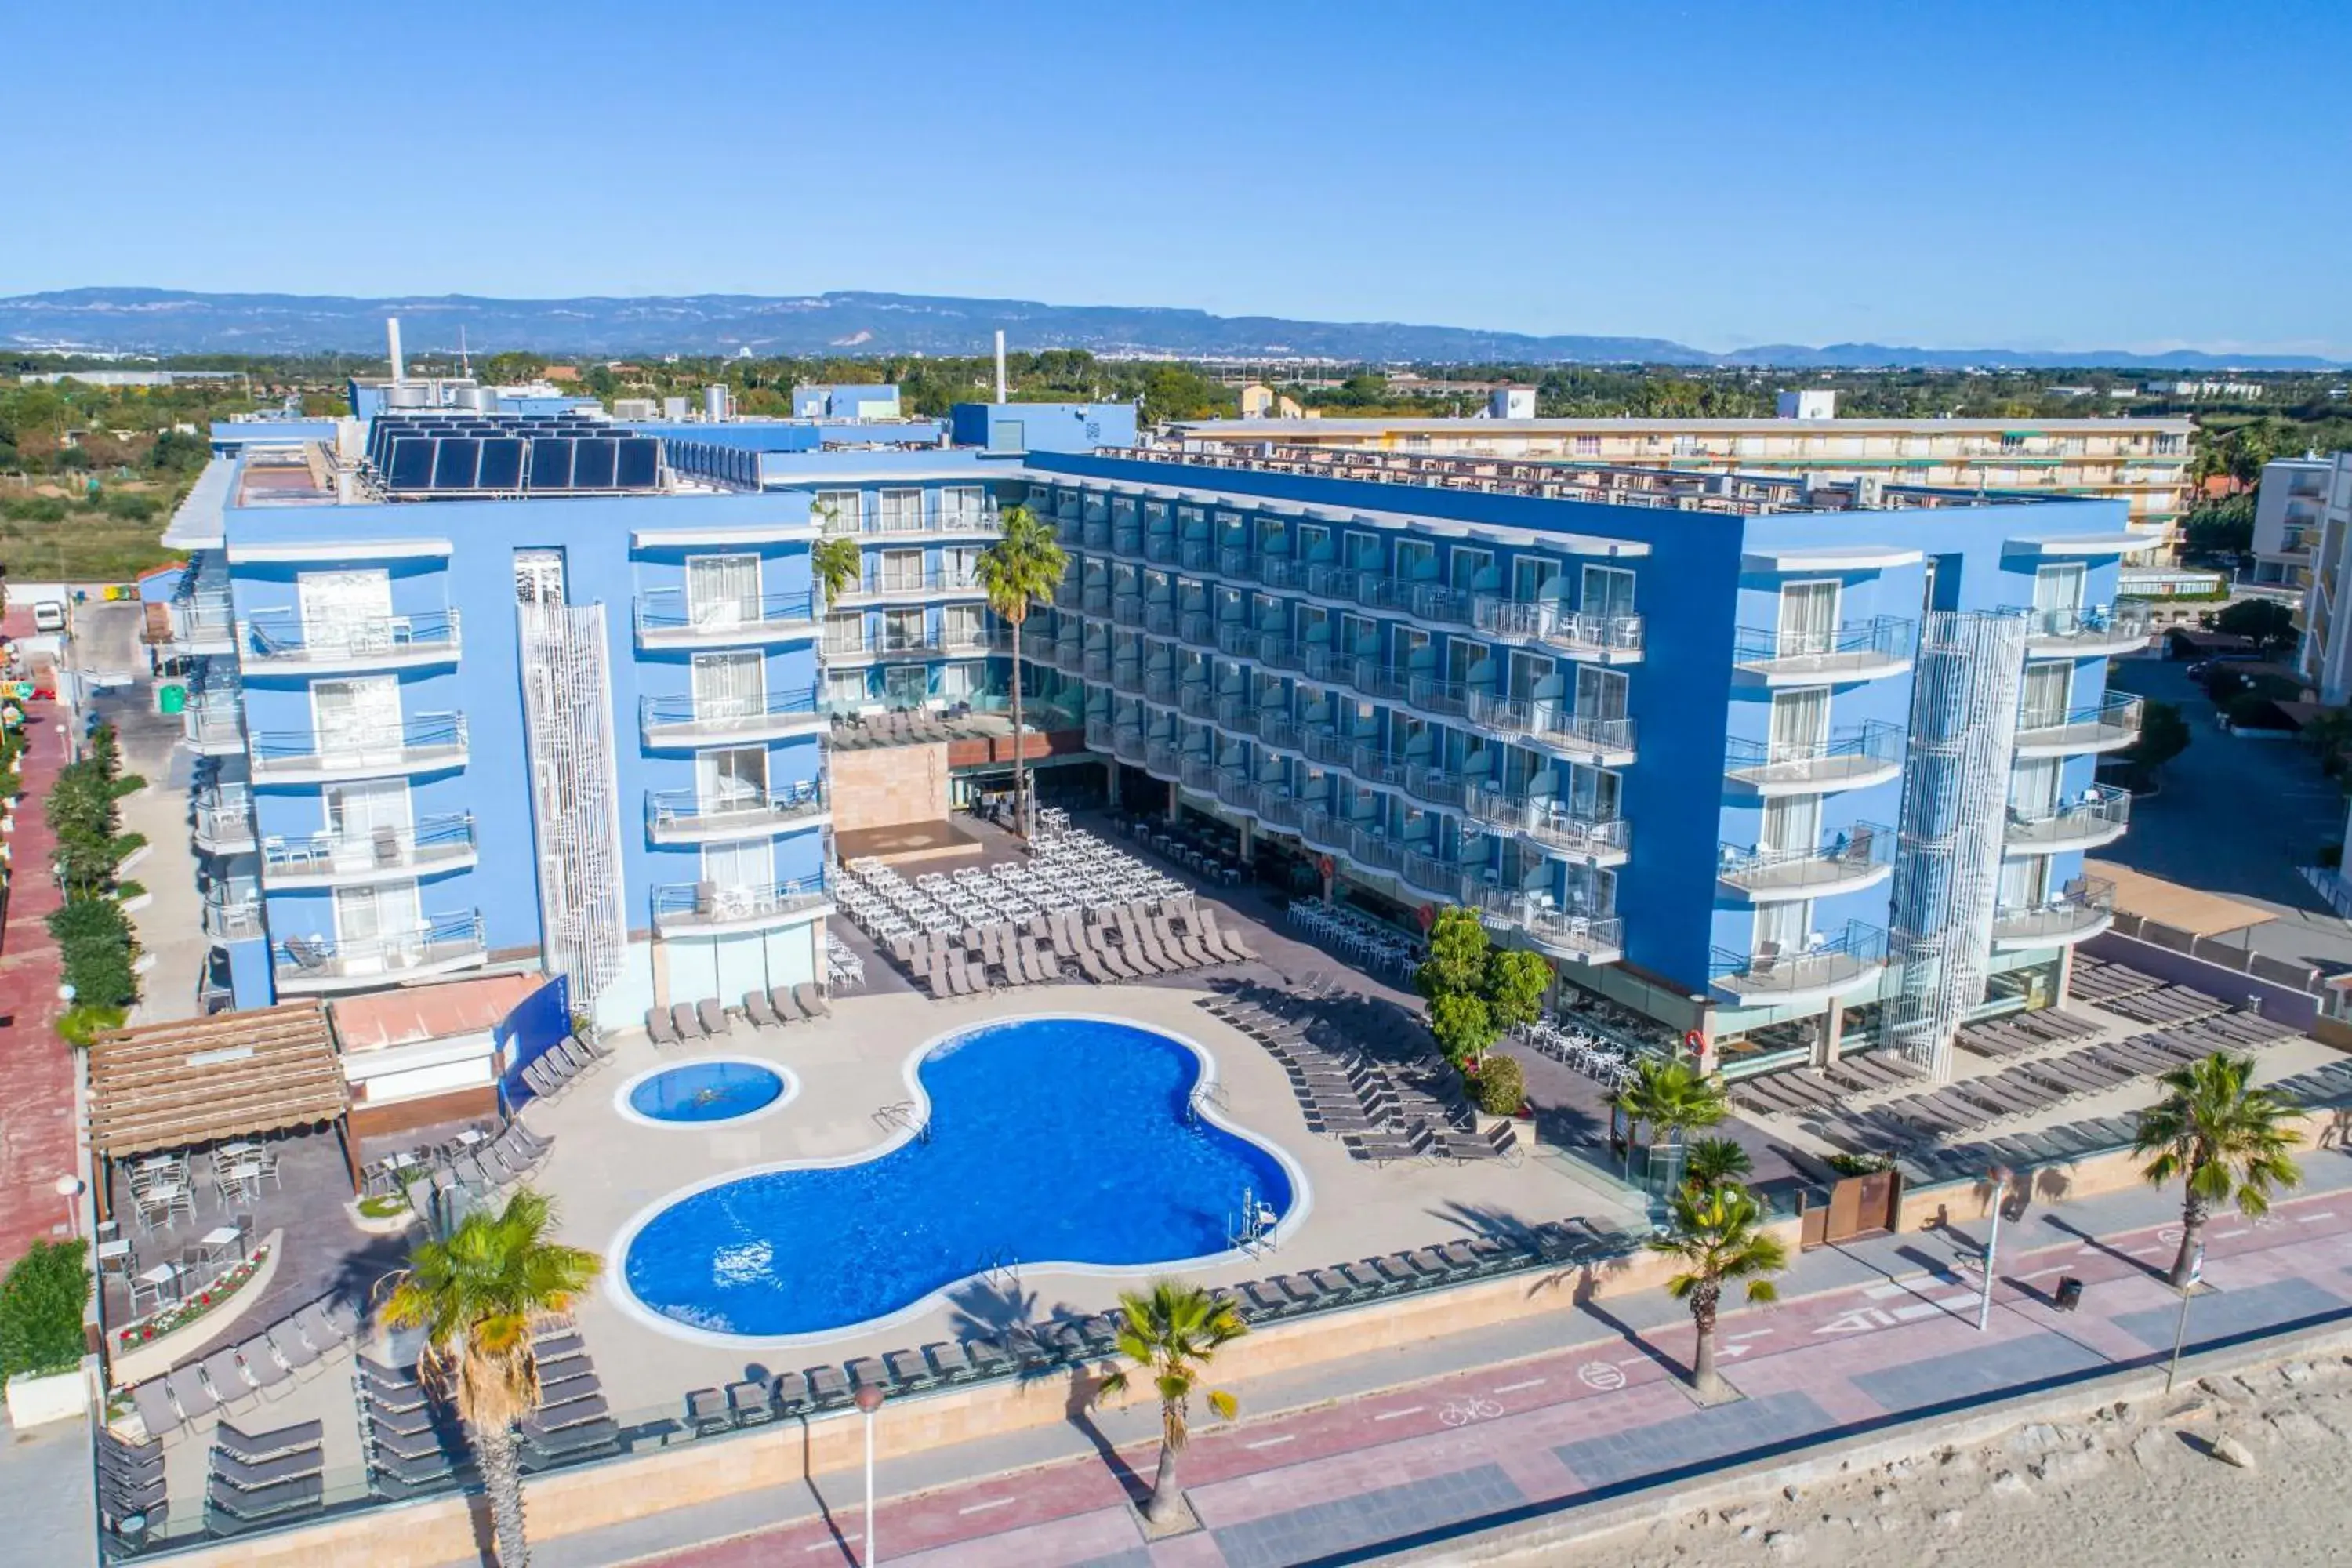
975,1247,1020,1290
873,1101,932,1144
1185,1080,1232,1124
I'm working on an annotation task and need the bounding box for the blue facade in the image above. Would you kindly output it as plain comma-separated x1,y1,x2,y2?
952,401,1140,453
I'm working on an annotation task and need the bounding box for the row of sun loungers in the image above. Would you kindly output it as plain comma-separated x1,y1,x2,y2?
358,1321,615,1498
887,900,1258,999
202,1419,325,1535
2100,982,2234,1029
400,1121,555,1216
519,1029,615,1100
131,1294,361,1444
1956,1007,2103,1060
2066,953,2165,1005
646,984,831,1047
97,1431,165,1540
1727,1048,1924,1118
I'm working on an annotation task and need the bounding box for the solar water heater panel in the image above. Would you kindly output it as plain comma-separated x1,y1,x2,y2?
615,438,660,488
528,439,574,490
431,438,482,490
387,438,436,489
572,439,618,489
477,438,526,489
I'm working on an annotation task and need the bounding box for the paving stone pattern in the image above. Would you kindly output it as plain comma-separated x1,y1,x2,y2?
1209,1463,1524,1568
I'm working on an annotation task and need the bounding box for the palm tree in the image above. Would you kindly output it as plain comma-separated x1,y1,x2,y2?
1681,1135,1754,1193
975,504,1068,837
2134,1051,2301,1287
811,534,862,609
1611,1055,1730,1160
1094,1279,1247,1525
382,1189,602,1568
1646,1181,1787,1399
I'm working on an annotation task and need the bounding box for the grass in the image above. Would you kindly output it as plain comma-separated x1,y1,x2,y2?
0,509,178,581
357,1195,411,1220
57,1004,128,1047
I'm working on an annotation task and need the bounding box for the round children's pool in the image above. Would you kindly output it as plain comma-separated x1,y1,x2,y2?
619,1058,794,1127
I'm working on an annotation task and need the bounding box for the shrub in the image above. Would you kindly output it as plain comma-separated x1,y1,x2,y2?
1471,1054,1526,1119
46,898,129,946
1824,1152,1893,1177
60,935,136,1010
0,1240,90,1380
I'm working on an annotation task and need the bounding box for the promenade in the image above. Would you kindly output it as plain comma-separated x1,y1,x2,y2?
549,1152,2352,1568
0,605,75,1268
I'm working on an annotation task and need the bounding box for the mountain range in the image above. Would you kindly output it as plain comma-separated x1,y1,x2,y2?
0,287,2339,370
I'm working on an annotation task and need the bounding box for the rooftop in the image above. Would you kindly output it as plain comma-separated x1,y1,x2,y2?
1173,414,2197,437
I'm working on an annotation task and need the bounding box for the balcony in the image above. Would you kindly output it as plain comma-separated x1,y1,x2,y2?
1992,876,2117,950
2005,785,2132,853
641,688,824,748
1297,805,1351,856
249,714,469,782
1463,886,1624,966
844,568,985,603
1113,726,1147,765
1145,739,1182,779
830,502,1000,539
201,893,265,942
169,592,237,656
261,814,479,888
274,911,488,993
191,789,256,856
1463,786,1632,866
1725,722,1903,796
1258,789,1304,831
180,702,245,757
2018,603,2152,659
2014,695,2143,757
646,782,827,845
244,608,463,673
823,628,1001,664
1464,691,1639,767
651,875,831,938
1733,617,1915,685
1711,920,1888,1007
1053,641,1086,675
1718,822,1895,902
635,590,817,649
1472,601,1646,664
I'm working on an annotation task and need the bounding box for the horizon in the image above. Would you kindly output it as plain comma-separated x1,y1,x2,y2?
0,1,2344,358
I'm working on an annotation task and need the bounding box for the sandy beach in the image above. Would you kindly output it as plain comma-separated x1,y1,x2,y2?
1549,1350,2352,1566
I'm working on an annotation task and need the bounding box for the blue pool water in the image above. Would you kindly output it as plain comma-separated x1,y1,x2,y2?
619,1017,1294,1337
628,1060,789,1123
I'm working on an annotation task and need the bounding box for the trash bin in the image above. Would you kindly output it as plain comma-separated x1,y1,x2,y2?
2055,1276,2085,1312
156,682,187,716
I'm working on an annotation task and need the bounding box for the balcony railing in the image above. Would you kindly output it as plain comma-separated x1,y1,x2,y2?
651,874,831,936
2015,694,2143,754
1993,876,2118,946
1472,601,1646,661
191,789,256,855
242,608,462,667
1178,684,1215,719
1724,721,1903,793
1084,648,1112,681
1258,789,1304,830
201,895,265,942
1113,726,1147,764
828,501,1000,537
181,702,245,753
1400,765,1468,812
1463,786,1632,861
2016,602,2152,654
1718,822,1895,897
635,590,816,644
2005,785,2132,851
250,713,469,778
1732,616,1915,681
851,568,984,599
1215,622,1257,658
262,813,478,882
647,782,827,842
274,911,488,990
1347,824,1405,873
641,687,823,742
1145,738,1181,778
1054,641,1086,674
1465,691,1639,760
169,592,237,652
1711,920,1888,1000
1112,594,1145,629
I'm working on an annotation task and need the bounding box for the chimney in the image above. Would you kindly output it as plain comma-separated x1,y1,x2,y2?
387,317,405,383
994,330,1007,404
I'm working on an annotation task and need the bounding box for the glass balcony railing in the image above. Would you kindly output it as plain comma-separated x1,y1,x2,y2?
849,568,984,599
1732,616,1914,680
249,713,468,777
1724,721,1903,793
169,591,237,651
1718,822,1895,896
1463,786,1632,860
261,813,478,881
1992,876,2118,946
634,590,815,643
646,782,826,841
640,688,822,742
1472,601,1646,661
1465,691,1639,760
180,702,245,753
1711,920,1888,1000
651,874,830,935
2015,694,2143,753
244,608,463,665
2005,785,2132,851
274,911,487,989
2016,602,2152,654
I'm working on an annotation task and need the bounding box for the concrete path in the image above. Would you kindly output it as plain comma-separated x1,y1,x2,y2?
557,1151,2352,1568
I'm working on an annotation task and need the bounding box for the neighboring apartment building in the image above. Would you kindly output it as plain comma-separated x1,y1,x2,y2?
2269,452,2352,702
1168,398,2194,550
162,385,2143,1083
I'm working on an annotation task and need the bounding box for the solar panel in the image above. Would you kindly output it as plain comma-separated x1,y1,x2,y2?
615,438,659,488
387,437,436,489
572,439,618,489
431,438,482,490
477,437,526,489
528,438,574,490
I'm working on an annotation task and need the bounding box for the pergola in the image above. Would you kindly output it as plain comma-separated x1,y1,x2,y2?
85,1000,357,1218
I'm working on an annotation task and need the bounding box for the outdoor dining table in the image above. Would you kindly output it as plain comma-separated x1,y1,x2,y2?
96,1237,133,1276
131,1261,182,1312
198,1225,248,1266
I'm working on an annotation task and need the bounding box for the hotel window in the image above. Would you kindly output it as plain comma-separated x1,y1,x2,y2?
942,603,982,650
826,669,868,706
815,490,863,533
883,608,925,652
1671,435,1700,457
1573,435,1602,457
878,549,924,593
941,485,986,527
878,488,924,532
939,662,981,700
823,612,863,656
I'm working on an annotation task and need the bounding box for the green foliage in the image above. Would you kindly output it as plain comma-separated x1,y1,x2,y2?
1612,1056,1730,1147
56,1004,127,1047
2216,597,2298,652
976,506,1070,830
47,896,129,946
1094,1278,1247,1521
2135,1051,2302,1284
1682,1135,1755,1192
2125,698,2191,773
1470,1054,1526,1118
809,535,861,606
1414,908,1504,1067
0,1240,91,1379
2180,494,2254,557
1647,1182,1788,1309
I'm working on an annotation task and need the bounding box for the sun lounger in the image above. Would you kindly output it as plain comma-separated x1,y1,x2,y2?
804,1365,850,1405
523,1395,610,1437
212,1444,325,1491
694,998,731,1037
205,1472,321,1526
292,1304,348,1360
726,1379,775,1425
132,1379,183,1441
684,1388,731,1436
1036,945,1064,982
231,1337,293,1400
671,1001,704,1041
646,1006,679,1046
518,1417,619,1465
795,982,830,1018
372,1446,460,1485
167,1365,220,1426
744,988,782,1028
924,1341,975,1381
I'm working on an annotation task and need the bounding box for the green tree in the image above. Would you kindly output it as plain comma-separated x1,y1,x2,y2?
2133,1052,2301,1287
1646,1182,1788,1398
810,535,861,608
1611,1056,1730,1152
2180,494,2255,558
382,1190,602,1568
2216,597,2297,654
1681,1135,1755,1193
975,504,1068,837
2125,698,2191,775
1094,1279,1247,1525
0,1240,90,1379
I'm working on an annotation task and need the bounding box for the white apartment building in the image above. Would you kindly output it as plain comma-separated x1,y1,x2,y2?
1171,404,2195,547
2252,455,2336,590
2274,452,2352,702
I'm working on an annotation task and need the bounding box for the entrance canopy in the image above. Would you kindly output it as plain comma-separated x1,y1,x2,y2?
87,1000,347,1161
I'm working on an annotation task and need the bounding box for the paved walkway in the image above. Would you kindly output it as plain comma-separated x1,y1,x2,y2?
575,1152,2352,1568
0,605,78,1268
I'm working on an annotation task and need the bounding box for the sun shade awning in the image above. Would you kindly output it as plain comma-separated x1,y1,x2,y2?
86,1001,347,1159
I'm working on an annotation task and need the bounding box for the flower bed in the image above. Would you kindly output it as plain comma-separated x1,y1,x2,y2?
114,1244,269,1351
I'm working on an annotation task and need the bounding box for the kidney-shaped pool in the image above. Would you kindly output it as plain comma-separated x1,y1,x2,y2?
614,1015,1300,1339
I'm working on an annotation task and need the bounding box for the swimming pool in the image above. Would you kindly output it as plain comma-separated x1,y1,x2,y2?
614,1015,1301,1339
618,1058,795,1127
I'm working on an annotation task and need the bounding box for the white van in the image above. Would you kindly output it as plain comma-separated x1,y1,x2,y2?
31,601,67,633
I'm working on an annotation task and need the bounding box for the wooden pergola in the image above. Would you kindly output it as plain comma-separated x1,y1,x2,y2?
86,1000,357,1219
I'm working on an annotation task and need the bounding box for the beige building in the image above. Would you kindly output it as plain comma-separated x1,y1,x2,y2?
1169,404,2195,546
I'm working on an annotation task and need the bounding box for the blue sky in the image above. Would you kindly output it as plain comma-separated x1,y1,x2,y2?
2,0,2343,355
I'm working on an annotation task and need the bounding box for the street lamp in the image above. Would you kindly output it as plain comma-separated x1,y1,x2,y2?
54,1174,84,1240
58,982,76,1007
1976,1163,2011,1332
854,1382,887,1566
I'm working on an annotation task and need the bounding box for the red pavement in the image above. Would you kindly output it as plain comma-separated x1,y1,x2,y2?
0,608,77,1268
643,1189,2352,1568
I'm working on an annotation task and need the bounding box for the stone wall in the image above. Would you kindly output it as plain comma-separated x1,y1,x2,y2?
828,742,949,833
